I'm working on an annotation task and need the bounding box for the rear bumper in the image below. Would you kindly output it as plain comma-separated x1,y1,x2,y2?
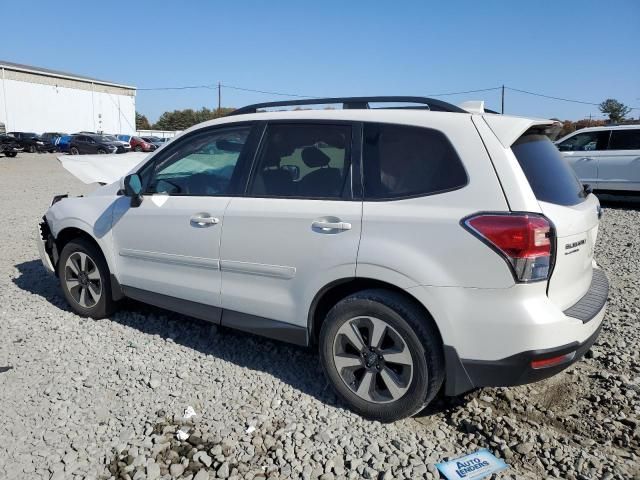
437,268,609,396
444,317,604,395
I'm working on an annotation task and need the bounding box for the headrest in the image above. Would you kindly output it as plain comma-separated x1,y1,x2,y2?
302,147,331,168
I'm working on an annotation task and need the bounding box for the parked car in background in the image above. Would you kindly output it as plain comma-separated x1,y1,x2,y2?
140,136,165,149
101,135,132,153
0,134,23,157
117,134,157,152
39,96,608,421
6,132,55,153
68,134,122,155
55,135,73,153
41,132,68,145
116,134,132,145
129,136,156,152
556,125,640,192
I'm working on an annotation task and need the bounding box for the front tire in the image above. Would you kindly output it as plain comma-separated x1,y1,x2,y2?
58,239,116,318
319,289,444,422
28,145,36,153
5,152,17,157
134,145,143,152
70,147,79,155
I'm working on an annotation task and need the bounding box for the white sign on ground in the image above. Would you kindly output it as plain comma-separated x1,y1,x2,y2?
436,449,508,480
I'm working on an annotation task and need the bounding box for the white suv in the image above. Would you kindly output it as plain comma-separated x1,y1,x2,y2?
38,97,608,421
556,124,640,192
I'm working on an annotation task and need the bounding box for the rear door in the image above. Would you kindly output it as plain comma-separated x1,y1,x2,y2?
557,129,610,189
219,122,361,337
512,132,599,310
598,128,640,191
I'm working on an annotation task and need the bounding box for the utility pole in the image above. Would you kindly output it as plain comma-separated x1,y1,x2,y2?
217,82,221,112
501,85,505,114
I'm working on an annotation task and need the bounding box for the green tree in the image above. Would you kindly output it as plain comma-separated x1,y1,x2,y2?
599,99,631,123
152,107,235,131
135,112,151,130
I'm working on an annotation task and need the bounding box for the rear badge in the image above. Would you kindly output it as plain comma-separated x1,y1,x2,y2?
565,238,586,256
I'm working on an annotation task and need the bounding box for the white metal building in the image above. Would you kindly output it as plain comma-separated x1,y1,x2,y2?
0,60,136,134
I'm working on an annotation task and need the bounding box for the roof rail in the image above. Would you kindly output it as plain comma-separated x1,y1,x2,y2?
228,96,468,116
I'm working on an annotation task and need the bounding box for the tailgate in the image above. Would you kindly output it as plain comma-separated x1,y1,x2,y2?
509,130,601,312
539,195,600,310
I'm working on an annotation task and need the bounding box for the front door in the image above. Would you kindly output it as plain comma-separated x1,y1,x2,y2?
219,122,362,338
111,124,256,317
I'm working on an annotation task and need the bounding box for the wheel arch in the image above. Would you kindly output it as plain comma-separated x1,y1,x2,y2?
55,226,123,301
308,277,445,349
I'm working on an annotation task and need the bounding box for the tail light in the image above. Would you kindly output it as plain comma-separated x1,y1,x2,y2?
463,213,554,282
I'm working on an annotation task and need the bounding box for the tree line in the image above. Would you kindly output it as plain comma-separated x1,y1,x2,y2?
136,107,235,131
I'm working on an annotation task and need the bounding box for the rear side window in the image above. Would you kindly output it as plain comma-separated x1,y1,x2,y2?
512,133,586,206
362,123,467,200
609,129,640,150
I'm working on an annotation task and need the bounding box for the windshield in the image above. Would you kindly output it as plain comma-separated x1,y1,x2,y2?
512,133,586,206
102,135,118,142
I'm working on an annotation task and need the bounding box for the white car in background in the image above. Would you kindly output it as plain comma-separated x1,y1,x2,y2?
556,125,640,192
38,96,608,421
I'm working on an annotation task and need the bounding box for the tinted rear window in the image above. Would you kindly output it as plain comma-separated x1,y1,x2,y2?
363,123,467,199
610,129,640,150
512,133,586,206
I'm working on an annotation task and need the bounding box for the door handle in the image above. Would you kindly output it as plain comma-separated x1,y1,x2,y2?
312,220,352,231
190,214,219,227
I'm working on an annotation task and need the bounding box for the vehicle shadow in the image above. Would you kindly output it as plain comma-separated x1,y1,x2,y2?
12,259,342,410
595,192,640,211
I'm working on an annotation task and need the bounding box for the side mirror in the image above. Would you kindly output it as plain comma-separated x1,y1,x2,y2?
123,173,143,207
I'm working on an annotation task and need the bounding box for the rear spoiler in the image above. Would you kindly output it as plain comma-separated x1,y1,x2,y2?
481,115,561,147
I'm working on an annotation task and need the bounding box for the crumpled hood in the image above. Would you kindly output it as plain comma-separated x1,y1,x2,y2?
57,153,150,184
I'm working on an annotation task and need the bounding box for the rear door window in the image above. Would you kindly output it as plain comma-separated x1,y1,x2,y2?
249,123,352,199
362,123,467,200
609,129,640,150
512,133,586,206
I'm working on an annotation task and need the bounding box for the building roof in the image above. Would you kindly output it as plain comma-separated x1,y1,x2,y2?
0,59,135,90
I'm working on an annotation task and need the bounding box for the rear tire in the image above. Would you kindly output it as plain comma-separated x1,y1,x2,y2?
70,147,79,155
28,145,36,153
5,152,17,157
57,239,116,319
319,289,444,422
134,145,142,152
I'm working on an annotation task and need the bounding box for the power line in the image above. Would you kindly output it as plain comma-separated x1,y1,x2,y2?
424,87,502,97
136,81,639,111
220,84,318,98
506,86,640,110
137,84,216,91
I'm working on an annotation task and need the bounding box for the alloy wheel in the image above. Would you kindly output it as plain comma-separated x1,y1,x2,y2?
64,252,102,308
332,316,414,403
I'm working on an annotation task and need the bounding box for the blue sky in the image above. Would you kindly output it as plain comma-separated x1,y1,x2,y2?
3,0,639,122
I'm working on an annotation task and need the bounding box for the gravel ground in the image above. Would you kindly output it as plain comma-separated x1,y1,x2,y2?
0,153,638,480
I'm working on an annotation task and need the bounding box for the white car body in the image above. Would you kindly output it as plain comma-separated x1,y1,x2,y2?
38,101,607,409
556,124,640,192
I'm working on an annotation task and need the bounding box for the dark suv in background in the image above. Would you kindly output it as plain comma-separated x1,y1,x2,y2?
7,132,55,153
0,134,23,157
69,134,123,155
